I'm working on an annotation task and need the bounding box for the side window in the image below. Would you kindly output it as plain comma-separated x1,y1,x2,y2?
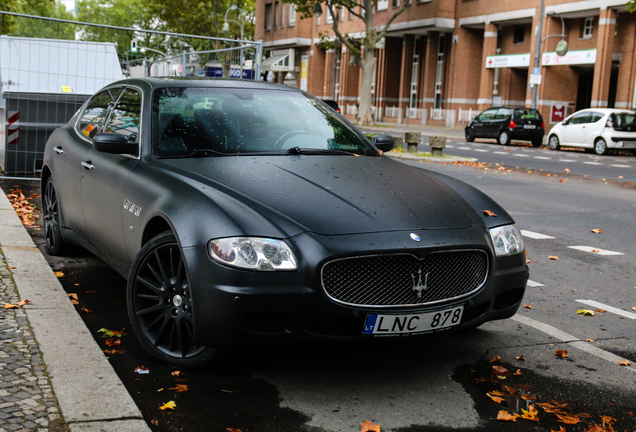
76,88,123,140
104,89,142,143
479,109,496,121
568,113,589,125
588,112,604,123
495,108,513,120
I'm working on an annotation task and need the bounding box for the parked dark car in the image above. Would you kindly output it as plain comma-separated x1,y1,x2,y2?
466,107,545,147
322,99,341,114
42,78,528,367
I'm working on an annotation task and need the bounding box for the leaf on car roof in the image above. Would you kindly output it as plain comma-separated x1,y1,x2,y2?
482,210,497,217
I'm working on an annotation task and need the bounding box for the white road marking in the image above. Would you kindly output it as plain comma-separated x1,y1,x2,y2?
457,147,471,150
567,246,623,256
527,280,544,287
474,149,489,152
493,151,509,155
534,156,552,160
575,300,636,320
610,164,631,168
513,154,530,157
559,159,577,162
446,145,454,148
520,230,555,239
583,162,603,165
512,315,636,371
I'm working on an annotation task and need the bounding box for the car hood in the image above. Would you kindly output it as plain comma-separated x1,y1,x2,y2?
162,156,474,236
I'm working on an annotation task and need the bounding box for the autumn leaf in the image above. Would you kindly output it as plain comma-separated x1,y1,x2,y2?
513,369,522,376
555,349,569,358
68,293,79,305
482,210,497,217
159,401,176,411
55,271,65,277
586,339,595,343
171,371,184,377
521,394,537,400
496,410,518,422
520,404,540,422
17,299,31,306
102,349,126,355
360,420,381,432
4,303,19,309
577,309,595,316
6,266,16,269
548,256,559,260
600,415,616,426
487,393,506,404
632,307,636,312
98,328,125,337
505,386,519,395
617,360,631,366
226,429,242,432
169,384,188,393
555,413,581,424
551,428,566,432
516,355,525,361
105,338,121,347
524,305,532,309
81,308,93,314
594,309,606,313
591,229,603,234
489,356,501,363
490,390,505,396
491,365,512,376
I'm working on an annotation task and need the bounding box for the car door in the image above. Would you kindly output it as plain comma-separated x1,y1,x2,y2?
80,87,142,264
472,109,497,138
490,108,513,137
560,112,590,146
583,111,605,146
54,88,123,239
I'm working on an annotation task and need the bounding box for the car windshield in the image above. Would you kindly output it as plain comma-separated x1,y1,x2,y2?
514,109,541,120
152,87,377,157
611,112,636,131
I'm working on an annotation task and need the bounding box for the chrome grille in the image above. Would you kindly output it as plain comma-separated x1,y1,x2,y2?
321,251,488,307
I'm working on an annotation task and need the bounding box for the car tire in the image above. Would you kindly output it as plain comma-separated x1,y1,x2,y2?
465,129,475,142
127,231,218,368
594,138,608,155
498,131,509,145
548,135,560,151
43,176,69,256
531,139,543,148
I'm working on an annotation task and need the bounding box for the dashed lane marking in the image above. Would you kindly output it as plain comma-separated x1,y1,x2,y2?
520,230,555,239
583,162,603,165
533,156,552,160
567,246,624,256
559,159,577,162
527,280,544,287
575,300,636,320
474,149,489,152
513,154,530,157
493,151,509,155
457,147,471,150
512,315,635,372
610,164,631,168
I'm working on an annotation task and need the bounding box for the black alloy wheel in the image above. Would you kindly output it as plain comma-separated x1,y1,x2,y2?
127,231,217,368
548,135,560,151
43,177,67,256
594,138,608,155
465,128,475,142
498,131,509,145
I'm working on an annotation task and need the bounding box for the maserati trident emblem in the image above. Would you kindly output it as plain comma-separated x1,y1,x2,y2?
411,267,429,299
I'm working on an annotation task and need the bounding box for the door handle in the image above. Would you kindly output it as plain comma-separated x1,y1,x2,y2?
81,161,94,170
54,146,64,154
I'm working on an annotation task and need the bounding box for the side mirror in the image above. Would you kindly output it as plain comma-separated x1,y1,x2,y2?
562,119,569,126
372,134,394,152
93,133,138,155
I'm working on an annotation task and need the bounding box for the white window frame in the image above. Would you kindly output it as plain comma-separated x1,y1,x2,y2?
326,8,333,23
376,0,388,11
582,17,593,39
392,0,400,7
289,4,296,25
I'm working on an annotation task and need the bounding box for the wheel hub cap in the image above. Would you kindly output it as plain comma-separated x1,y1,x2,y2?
173,295,183,307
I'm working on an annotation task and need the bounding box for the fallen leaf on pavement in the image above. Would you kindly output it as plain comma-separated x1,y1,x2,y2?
489,356,501,363
551,427,566,432
6,266,16,269
586,339,595,342
564,168,570,173
496,411,518,422
68,293,79,305
521,394,537,400
487,393,506,404
81,308,93,313
159,401,176,410
55,271,64,277
169,384,188,393
632,307,636,311
591,229,603,234
492,365,512,376
555,413,581,424
102,349,126,355
516,355,525,361
549,256,559,260
360,420,381,432
105,338,121,347
505,386,519,395
513,369,523,376
577,309,595,316
171,371,184,377
555,349,569,358
594,309,606,313
4,303,19,309
98,328,125,337
520,404,540,422
524,305,532,309
226,429,242,432
617,360,631,366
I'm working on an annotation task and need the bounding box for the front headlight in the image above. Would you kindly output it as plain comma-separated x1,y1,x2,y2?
489,225,524,257
208,237,298,271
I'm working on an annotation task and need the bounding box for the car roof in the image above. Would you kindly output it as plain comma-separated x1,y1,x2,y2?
572,108,635,114
102,77,302,93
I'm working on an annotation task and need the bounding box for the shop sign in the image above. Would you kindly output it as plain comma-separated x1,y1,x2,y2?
300,54,308,92
542,49,596,66
485,53,530,68
551,104,566,124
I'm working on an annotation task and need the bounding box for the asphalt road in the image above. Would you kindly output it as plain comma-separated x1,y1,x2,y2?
2,147,635,432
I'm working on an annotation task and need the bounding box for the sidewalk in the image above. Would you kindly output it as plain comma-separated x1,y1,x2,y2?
354,120,466,141
0,189,150,431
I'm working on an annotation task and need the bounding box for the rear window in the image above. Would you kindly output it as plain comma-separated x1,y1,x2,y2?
514,109,542,120
611,112,636,131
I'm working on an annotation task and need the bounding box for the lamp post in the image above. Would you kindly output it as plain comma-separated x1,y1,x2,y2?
531,1,568,109
139,46,170,77
223,5,247,79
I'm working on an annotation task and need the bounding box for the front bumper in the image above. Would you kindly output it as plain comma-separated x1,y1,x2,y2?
183,227,529,347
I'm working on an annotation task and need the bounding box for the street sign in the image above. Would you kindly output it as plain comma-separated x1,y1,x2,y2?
244,59,253,69
533,67,540,75
530,74,542,85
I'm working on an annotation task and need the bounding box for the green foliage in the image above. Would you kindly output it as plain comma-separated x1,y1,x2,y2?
628,0,636,12
1,0,75,38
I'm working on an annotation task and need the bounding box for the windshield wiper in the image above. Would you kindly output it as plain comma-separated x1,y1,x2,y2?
286,147,358,156
188,148,229,157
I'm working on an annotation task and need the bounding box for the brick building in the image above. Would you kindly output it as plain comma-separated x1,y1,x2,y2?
255,0,635,126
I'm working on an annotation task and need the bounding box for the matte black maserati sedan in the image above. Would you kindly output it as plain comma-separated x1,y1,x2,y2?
466,107,545,147
42,78,528,367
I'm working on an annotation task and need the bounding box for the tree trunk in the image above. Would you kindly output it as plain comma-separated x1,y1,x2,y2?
358,48,375,126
